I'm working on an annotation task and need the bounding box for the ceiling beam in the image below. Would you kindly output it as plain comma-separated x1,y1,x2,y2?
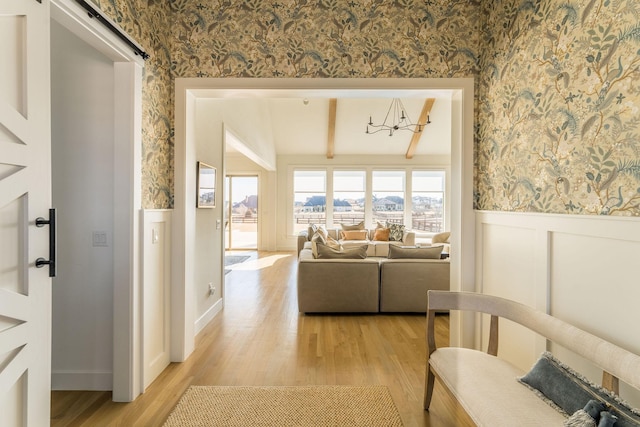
327,98,337,159
405,98,435,159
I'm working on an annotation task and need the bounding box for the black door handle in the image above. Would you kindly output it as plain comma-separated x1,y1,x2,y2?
35,208,56,277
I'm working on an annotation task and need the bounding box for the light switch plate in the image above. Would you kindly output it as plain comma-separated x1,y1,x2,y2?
92,231,108,247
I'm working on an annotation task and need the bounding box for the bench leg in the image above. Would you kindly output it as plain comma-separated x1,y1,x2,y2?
424,364,435,410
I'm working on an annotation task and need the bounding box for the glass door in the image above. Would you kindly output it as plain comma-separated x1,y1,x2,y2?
225,175,258,250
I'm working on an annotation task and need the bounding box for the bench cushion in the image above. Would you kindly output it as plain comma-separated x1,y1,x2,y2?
430,348,566,426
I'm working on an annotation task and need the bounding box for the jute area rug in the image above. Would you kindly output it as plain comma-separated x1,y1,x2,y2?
163,385,404,426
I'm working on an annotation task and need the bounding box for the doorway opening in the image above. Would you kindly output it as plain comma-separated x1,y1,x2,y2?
175,78,476,361
50,0,144,402
225,175,259,250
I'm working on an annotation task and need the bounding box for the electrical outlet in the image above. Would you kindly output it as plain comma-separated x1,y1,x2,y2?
208,283,216,296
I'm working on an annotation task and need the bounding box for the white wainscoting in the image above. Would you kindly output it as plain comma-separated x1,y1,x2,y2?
141,209,172,390
475,211,640,406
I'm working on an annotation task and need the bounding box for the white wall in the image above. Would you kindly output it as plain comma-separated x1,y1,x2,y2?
50,20,114,390
194,102,224,326
476,211,640,407
193,99,279,324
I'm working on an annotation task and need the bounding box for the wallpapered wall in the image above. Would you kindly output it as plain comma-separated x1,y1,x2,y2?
90,0,639,216
91,0,174,208
478,0,640,215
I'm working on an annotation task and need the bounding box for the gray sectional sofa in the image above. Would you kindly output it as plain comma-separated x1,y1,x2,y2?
297,247,450,313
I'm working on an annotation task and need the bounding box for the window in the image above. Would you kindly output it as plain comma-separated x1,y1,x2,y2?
372,170,405,226
332,170,365,227
292,168,446,234
293,170,326,232
411,170,445,233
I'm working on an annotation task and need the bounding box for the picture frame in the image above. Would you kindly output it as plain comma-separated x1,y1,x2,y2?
197,161,216,208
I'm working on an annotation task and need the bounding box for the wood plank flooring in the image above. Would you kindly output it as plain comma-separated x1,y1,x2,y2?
51,251,474,426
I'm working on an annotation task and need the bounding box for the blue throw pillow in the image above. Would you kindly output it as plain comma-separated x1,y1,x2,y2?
519,352,640,427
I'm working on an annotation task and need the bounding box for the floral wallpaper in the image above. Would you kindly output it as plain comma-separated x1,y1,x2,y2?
477,0,640,215
170,0,481,78
87,0,639,216
91,0,174,209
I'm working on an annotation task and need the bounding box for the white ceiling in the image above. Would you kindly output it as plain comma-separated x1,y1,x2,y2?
227,94,453,158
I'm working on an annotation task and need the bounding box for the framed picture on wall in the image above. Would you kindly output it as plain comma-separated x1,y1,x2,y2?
197,161,216,208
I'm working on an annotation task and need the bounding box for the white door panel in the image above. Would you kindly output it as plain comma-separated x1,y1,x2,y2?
0,0,52,425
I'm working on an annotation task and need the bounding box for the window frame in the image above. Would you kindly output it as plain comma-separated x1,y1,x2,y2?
292,169,327,233
290,166,447,237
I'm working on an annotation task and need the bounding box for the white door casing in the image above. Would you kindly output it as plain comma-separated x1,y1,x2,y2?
0,0,52,425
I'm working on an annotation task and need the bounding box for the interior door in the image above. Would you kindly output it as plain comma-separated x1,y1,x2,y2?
0,0,53,425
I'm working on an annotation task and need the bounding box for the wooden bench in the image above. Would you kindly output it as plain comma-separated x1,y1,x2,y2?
424,291,640,426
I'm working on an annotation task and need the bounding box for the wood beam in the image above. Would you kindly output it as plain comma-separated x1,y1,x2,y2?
405,98,435,159
327,98,337,159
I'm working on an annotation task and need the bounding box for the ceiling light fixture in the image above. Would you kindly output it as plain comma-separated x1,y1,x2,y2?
366,98,430,136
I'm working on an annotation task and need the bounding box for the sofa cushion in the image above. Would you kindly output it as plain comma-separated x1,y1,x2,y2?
386,222,405,241
373,241,404,257
297,252,380,313
373,228,390,241
340,221,365,231
519,352,640,427
316,243,368,259
430,348,566,426
340,229,368,240
388,245,442,259
379,258,449,312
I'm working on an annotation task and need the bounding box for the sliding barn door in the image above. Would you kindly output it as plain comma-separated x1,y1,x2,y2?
0,0,53,425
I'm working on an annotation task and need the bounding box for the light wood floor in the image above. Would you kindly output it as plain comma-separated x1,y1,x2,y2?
51,251,474,426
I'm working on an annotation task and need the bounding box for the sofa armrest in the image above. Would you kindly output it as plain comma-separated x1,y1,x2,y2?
297,231,309,256
403,231,416,246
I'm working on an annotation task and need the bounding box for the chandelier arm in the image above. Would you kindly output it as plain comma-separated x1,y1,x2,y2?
365,98,430,135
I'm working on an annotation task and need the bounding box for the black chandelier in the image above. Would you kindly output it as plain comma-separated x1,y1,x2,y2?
365,98,430,136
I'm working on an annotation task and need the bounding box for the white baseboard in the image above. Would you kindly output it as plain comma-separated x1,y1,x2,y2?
52,371,113,391
195,298,223,335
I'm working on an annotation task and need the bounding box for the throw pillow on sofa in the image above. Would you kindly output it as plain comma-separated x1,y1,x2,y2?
311,233,340,258
340,221,365,231
386,222,406,241
310,226,328,244
373,228,390,241
316,243,368,259
432,231,451,244
340,229,368,240
388,245,442,259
